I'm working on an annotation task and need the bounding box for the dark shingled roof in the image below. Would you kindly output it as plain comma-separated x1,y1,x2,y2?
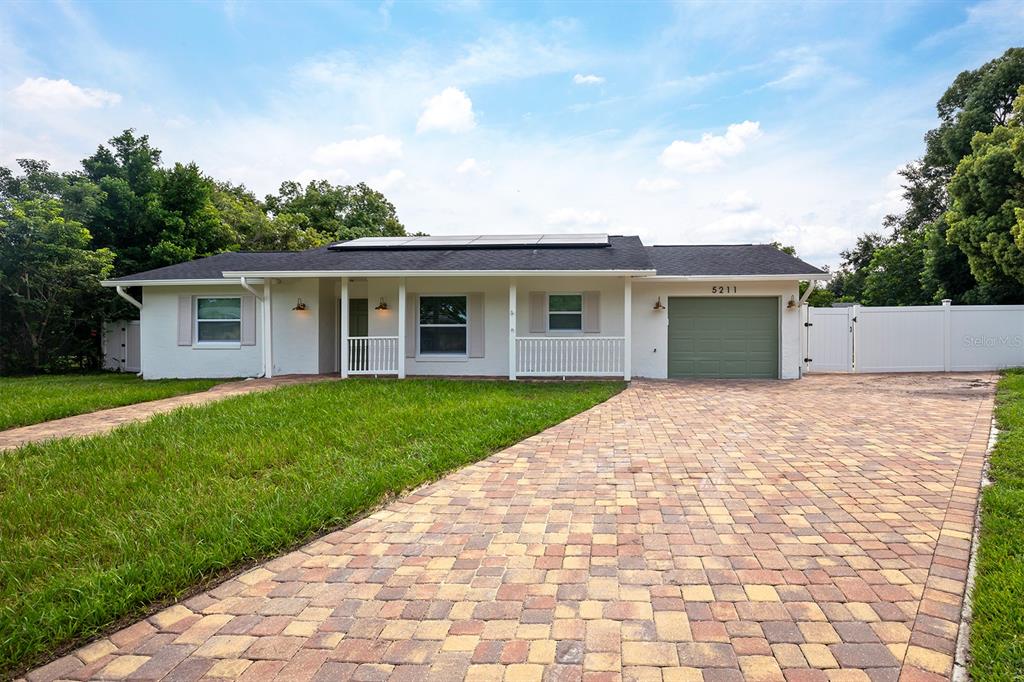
646,244,827,277
106,238,828,282
108,236,655,281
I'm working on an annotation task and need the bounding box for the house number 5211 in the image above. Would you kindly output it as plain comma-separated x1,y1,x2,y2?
711,286,738,294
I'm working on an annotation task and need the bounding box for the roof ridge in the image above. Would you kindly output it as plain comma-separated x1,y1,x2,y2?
649,244,756,248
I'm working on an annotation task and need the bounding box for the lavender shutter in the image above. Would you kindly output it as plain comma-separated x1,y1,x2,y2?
241,295,257,345
177,295,193,346
468,293,484,358
529,292,546,333
582,291,600,333
405,294,417,358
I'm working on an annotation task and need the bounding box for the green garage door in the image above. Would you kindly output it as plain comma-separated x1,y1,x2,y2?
667,297,779,378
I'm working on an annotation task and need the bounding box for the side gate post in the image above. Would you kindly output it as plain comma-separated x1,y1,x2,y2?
942,299,952,372
850,304,860,373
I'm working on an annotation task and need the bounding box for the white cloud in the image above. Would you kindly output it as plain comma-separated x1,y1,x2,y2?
311,135,403,165
10,77,121,109
417,87,476,133
573,73,605,85
764,54,827,90
659,121,761,172
371,168,406,189
545,208,609,227
717,190,758,213
636,177,680,193
456,157,490,175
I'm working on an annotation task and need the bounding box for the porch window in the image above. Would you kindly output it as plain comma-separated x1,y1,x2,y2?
196,297,241,343
548,294,583,331
419,295,467,354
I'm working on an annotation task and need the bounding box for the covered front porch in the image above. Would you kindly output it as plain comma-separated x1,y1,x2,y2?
278,275,634,381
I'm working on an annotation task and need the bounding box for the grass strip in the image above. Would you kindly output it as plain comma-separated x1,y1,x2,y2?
970,369,1024,679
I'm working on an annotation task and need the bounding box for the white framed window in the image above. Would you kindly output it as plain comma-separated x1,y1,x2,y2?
548,293,583,332
419,295,468,355
195,297,241,344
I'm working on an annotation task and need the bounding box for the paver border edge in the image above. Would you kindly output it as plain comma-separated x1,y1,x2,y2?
951,415,998,682
899,389,995,681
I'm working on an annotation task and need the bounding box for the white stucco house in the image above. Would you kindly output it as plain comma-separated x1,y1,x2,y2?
101,234,828,381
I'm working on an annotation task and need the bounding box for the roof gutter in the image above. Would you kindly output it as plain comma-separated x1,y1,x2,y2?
100,278,266,287
220,269,658,278
115,286,143,310
239,276,263,301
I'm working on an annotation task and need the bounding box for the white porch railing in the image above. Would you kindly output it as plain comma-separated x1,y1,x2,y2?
516,337,625,377
348,336,400,375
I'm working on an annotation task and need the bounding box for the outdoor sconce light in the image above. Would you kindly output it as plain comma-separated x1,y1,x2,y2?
292,298,307,311
786,295,797,309
374,297,389,311
653,297,666,311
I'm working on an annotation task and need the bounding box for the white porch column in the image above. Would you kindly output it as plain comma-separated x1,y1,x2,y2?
623,276,632,381
397,278,407,379
508,279,517,381
340,278,349,378
262,280,273,379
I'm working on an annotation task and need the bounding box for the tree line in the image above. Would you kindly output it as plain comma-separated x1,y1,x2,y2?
3,48,1023,373
0,131,409,374
822,47,1024,307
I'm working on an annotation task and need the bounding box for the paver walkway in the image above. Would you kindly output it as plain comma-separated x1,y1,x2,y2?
0,375,335,451
26,374,995,682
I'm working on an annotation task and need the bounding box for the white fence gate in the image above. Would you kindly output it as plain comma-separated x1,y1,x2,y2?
102,320,141,373
803,302,1024,373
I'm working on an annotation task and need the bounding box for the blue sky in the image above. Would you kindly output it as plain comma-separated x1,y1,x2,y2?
2,1,1022,266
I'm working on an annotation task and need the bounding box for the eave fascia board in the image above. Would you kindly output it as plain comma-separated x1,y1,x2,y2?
642,273,831,282
220,269,658,278
100,278,266,287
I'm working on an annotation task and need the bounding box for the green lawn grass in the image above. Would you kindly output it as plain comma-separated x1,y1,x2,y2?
0,374,228,431
0,378,623,675
971,369,1024,680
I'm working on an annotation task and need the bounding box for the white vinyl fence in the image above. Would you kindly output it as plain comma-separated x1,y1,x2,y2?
102,320,141,373
803,301,1024,373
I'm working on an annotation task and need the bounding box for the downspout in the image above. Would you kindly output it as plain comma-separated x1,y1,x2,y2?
115,286,142,310
239,276,263,301
239,276,267,378
798,278,817,306
114,286,143,376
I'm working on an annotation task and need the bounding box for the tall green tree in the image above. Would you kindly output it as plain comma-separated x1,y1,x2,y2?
832,47,1024,304
0,162,114,373
82,130,239,275
265,180,406,242
946,86,1024,289
212,182,329,251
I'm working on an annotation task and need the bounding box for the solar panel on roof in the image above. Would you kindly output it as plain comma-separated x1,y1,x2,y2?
537,234,609,245
330,233,610,250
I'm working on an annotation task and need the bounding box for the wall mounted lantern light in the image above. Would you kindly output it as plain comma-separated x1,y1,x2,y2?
292,298,307,311
375,297,389,311
786,295,797,309
653,297,666,311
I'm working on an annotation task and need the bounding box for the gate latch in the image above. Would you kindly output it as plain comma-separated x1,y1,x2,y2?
804,322,813,327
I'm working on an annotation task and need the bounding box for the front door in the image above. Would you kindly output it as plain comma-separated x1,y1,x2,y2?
349,299,369,337
346,299,369,371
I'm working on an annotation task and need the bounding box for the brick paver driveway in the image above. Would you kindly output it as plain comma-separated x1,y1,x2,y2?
29,374,995,682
